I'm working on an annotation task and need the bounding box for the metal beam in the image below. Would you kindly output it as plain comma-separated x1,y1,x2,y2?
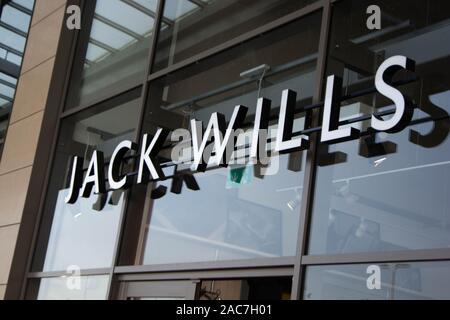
94,14,144,40
0,57,20,78
291,0,332,301
5,1,32,16
0,77,15,88
0,42,23,57
89,38,117,53
0,92,13,102
187,0,206,8
147,0,324,82
120,0,174,26
0,20,28,37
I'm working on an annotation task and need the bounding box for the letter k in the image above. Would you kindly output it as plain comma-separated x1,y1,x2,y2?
137,128,170,183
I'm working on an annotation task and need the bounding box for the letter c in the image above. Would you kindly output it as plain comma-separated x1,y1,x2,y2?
108,140,137,190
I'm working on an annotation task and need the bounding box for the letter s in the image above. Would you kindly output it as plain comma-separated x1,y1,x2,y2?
371,55,416,133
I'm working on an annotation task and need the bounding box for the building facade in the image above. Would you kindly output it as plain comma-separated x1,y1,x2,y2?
0,0,450,300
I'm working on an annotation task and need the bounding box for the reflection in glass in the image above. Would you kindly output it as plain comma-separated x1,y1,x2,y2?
304,262,450,300
199,277,292,300
33,92,141,272
140,12,322,265
37,275,110,300
42,189,124,271
143,155,304,264
308,0,450,255
153,0,315,72
66,0,154,108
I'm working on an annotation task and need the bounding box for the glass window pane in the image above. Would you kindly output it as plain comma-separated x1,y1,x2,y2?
0,72,18,85
37,275,110,300
152,0,316,72
163,0,197,21
6,52,22,65
85,43,109,62
90,19,136,50
143,155,305,264
0,98,9,108
42,189,125,272
0,83,15,98
1,6,32,32
95,0,154,35
66,0,155,109
32,89,142,272
304,262,450,300
0,27,26,51
308,0,450,255
138,12,322,265
133,0,158,11
12,0,35,10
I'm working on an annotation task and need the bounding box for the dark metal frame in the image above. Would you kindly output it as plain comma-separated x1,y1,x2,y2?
0,0,9,17
7,0,450,300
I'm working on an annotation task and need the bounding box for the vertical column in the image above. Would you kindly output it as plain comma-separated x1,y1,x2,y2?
291,0,332,300
0,0,67,299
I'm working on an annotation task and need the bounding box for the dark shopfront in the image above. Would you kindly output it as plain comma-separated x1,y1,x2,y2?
5,0,450,300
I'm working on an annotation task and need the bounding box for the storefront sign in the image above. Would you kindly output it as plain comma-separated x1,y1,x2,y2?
65,55,416,204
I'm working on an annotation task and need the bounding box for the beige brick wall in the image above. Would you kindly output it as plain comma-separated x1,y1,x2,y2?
0,0,66,299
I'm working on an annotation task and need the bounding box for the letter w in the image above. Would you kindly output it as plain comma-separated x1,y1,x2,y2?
191,106,247,172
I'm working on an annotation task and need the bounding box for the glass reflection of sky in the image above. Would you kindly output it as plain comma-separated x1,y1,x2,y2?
143,154,304,265
85,0,204,66
304,262,450,300
37,275,109,300
43,190,123,272
309,89,450,254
